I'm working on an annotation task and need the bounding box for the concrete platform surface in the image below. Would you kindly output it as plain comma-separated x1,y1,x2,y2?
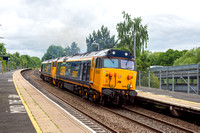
12,69,93,133
136,86,200,111
0,71,36,133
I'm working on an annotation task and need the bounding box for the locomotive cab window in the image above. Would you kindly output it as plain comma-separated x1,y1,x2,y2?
121,59,136,71
103,58,119,68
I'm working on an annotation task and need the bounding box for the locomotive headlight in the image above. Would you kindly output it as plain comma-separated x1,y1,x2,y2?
125,53,128,56
112,51,116,55
130,85,133,89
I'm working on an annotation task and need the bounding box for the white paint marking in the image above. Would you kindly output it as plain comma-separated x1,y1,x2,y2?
10,105,26,113
8,94,20,99
160,95,172,98
9,99,22,104
8,94,25,113
8,78,13,82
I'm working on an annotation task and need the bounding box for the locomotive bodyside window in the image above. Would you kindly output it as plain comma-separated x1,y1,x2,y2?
53,62,56,67
47,63,51,74
65,61,81,79
56,62,62,75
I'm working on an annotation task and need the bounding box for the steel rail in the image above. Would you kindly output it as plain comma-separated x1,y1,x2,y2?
43,89,117,133
100,106,162,132
22,70,117,133
122,106,194,133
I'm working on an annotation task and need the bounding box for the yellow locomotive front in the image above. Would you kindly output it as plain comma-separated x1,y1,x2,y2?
89,50,137,105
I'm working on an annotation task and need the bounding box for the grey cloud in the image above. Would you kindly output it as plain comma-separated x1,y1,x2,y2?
146,14,200,51
2,0,99,58
2,1,200,58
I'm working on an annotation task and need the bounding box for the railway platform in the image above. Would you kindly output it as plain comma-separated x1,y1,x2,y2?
136,86,200,115
1,69,94,133
0,70,35,133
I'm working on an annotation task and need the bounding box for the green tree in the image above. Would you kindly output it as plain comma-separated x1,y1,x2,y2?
70,42,80,55
0,43,41,69
147,52,161,66
116,11,149,58
64,46,71,56
174,47,200,65
0,43,6,56
31,57,41,68
0,43,7,67
11,52,20,68
141,72,159,88
137,51,150,71
64,42,80,56
20,55,29,68
42,45,64,61
159,49,186,66
86,25,116,52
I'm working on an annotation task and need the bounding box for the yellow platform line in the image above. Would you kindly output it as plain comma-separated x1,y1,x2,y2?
13,71,42,133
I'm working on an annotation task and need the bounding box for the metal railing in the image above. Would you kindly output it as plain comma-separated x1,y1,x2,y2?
137,64,200,95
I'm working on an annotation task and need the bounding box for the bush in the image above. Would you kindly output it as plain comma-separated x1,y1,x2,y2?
140,71,159,88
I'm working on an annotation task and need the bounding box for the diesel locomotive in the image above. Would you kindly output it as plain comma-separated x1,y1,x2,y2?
40,49,137,105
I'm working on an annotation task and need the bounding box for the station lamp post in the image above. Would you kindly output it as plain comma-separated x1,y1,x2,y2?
127,33,137,58
133,34,136,58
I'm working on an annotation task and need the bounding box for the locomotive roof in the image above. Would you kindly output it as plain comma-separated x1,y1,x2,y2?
42,49,134,64
42,57,60,63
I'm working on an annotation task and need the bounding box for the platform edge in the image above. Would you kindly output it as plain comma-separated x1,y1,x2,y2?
13,71,42,133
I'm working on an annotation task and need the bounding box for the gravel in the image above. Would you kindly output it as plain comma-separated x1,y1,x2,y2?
23,69,200,133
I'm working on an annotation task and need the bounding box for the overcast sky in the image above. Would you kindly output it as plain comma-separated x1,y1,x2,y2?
0,0,200,58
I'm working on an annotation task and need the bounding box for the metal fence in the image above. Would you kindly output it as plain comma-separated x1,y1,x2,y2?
137,64,200,95
0,61,22,73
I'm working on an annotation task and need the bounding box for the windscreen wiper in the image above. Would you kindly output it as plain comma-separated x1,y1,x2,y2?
108,56,114,64
125,58,130,67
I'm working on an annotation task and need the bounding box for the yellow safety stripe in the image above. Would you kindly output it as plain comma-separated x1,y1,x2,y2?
13,72,42,133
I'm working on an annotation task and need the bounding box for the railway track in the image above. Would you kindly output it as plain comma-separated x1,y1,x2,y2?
122,106,194,133
22,70,117,133
23,69,197,132
100,105,194,133
42,86,118,133
101,106,162,132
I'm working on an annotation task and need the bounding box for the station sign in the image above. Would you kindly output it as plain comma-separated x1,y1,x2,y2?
3,56,9,61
